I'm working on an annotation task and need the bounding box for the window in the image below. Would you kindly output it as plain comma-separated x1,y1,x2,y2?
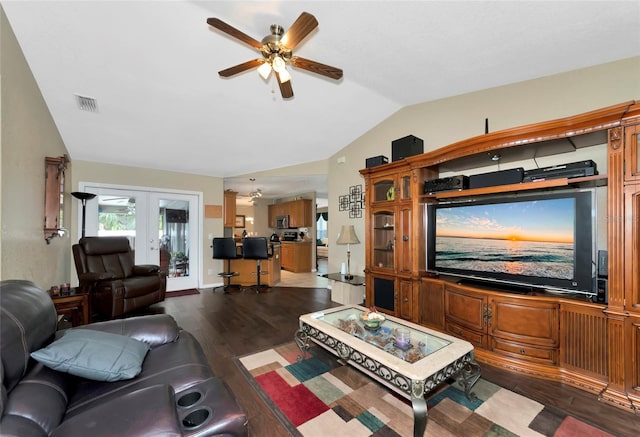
316,212,328,240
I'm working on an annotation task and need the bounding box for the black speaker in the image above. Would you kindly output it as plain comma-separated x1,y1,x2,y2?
392,135,424,162
365,155,389,168
597,278,608,304
598,250,608,278
469,167,524,189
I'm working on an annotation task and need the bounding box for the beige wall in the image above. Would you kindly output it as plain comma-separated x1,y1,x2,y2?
70,160,224,287
327,57,640,275
3,5,638,291
1,8,71,290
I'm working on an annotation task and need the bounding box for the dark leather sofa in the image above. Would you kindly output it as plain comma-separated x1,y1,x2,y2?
73,236,167,319
0,280,247,436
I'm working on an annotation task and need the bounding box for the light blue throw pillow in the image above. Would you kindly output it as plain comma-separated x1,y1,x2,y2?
31,329,150,382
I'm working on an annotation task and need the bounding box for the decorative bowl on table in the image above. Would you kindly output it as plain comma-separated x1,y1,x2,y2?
360,311,386,330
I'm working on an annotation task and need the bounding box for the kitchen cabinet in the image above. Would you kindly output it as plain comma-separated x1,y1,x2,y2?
280,241,312,272
288,199,312,227
268,199,313,228
223,190,237,227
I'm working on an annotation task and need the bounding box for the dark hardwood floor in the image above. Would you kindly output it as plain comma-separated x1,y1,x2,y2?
140,287,639,436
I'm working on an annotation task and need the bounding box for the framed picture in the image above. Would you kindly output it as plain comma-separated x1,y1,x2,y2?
235,215,245,228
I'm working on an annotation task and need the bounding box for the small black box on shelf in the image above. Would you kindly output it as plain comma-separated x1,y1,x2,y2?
392,135,424,161
365,155,389,168
424,175,469,194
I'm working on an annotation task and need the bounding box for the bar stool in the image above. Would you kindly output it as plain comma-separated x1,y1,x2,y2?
242,237,272,293
212,237,241,293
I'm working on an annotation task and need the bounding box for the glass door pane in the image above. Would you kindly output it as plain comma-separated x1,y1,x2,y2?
97,194,137,249
150,193,199,292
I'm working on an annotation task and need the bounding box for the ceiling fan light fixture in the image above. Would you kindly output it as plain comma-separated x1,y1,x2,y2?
272,55,286,73
257,62,272,80
278,68,291,83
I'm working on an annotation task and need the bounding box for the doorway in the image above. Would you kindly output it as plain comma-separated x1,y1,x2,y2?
81,184,201,292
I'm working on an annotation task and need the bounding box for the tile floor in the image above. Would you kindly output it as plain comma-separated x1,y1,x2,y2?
277,259,329,288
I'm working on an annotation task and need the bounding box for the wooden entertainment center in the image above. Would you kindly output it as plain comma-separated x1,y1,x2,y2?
360,100,640,412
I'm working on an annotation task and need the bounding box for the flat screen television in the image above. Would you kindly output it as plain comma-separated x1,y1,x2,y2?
426,190,595,295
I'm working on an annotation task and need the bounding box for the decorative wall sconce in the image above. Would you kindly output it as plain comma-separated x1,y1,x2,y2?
44,155,69,244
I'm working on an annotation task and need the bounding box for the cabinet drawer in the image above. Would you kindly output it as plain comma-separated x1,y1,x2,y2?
445,321,488,349
492,337,557,365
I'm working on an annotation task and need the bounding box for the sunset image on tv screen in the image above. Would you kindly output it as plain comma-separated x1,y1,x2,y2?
435,198,575,279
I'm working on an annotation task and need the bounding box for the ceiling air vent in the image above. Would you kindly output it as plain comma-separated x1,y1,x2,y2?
75,94,98,112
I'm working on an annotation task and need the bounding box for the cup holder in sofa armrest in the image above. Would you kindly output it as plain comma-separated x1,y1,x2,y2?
177,391,203,408
182,407,211,430
176,377,248,437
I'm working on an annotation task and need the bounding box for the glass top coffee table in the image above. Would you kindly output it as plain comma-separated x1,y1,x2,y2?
296,305,480,437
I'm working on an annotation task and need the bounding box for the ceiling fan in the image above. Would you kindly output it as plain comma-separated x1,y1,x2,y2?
206,12,343,99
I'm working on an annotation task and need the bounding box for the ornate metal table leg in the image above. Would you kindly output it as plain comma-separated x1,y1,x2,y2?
411,380,427,437
295,329,309,362
459,361,482,401
336,342,350,365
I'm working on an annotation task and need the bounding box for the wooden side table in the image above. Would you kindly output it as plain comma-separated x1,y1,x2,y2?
51,290,90,326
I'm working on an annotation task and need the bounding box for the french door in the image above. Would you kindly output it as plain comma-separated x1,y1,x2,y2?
81,185,200,292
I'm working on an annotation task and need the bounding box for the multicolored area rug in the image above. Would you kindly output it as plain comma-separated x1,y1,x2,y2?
236,342,615,437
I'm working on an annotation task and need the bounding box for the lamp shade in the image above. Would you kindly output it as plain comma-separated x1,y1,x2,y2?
336,225,360,245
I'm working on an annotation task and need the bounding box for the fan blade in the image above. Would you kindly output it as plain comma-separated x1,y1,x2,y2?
281,12,318,49
276,72,294,99
207,18,262,49
290,57,343,80
219,59,264,77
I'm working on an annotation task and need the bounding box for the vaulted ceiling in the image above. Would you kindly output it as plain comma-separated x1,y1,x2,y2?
3,1,639,200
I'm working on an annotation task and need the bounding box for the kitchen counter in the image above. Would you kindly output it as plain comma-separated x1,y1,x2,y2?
229,243,281,286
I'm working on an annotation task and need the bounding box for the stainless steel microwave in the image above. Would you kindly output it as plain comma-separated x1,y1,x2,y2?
276,215,289,229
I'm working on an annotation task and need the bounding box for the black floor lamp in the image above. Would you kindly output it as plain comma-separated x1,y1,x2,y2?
71,192,96,238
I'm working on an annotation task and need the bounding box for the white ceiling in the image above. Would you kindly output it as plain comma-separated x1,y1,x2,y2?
3,1,639,202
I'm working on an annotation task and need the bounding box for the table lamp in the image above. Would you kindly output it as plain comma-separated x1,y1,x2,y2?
71,191,96,238
336,225,360,280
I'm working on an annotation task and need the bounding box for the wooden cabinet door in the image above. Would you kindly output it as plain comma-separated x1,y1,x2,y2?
625,183,640,312
627,315,640,400
397,205,412,274
371,207,395,271
288,199,312,227
398,279,413,320
268,204,276,228
367,274,396,315
625,124,640,181
223,191,237,227
281,243,292,270
444,285,487,332
371,174,397,205
420,278,445,330
489,297,559,348
560,302,608,379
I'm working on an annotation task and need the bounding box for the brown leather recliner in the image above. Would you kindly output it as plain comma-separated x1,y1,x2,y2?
0,279,248,436
73,236,167,319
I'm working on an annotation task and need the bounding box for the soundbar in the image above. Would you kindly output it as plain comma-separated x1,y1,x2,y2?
523,160,597,182
469,168,524,189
